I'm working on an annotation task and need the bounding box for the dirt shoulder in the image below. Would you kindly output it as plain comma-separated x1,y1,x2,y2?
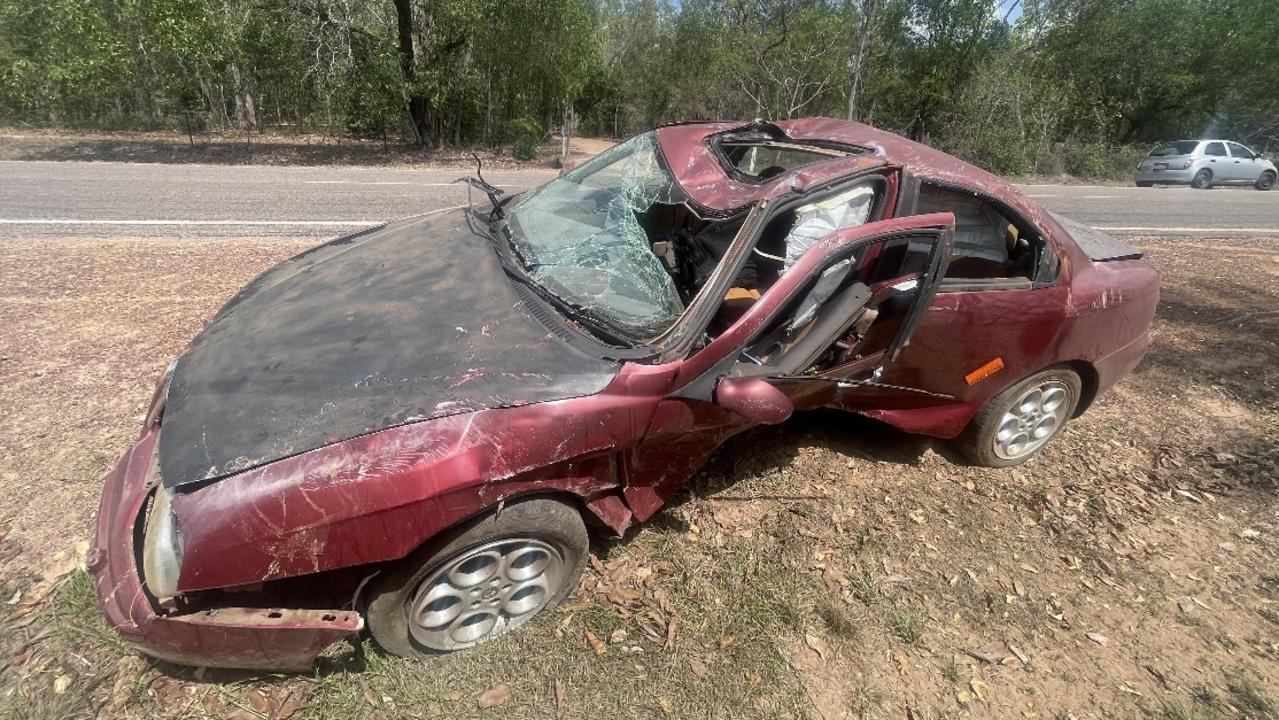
0,128,614,168
0,236,1275,719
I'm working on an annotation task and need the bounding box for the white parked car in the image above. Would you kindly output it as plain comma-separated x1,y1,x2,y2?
1135,140,1275,190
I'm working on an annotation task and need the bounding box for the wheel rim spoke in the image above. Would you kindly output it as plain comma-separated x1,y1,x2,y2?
408,537,566,651
994,379,1071,460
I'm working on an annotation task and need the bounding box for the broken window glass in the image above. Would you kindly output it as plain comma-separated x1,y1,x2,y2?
506,133,686,340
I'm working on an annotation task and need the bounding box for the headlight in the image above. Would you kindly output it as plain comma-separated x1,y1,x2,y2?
142,485,184,597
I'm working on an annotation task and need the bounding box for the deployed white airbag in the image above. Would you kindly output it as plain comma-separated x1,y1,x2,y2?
783,184,875,269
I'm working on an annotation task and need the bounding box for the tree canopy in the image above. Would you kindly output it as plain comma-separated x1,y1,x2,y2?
1,0,1274,174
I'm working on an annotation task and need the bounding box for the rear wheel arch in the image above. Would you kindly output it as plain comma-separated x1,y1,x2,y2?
1064,360,1100,418
955,363,1084,467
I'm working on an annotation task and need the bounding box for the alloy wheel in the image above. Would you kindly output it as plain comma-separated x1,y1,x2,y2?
992,380,1070,460
407,537,568,651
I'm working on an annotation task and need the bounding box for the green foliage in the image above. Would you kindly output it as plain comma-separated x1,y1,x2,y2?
0,0,1275,175
505,116,544,160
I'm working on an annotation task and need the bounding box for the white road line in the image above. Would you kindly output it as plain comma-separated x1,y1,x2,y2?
305,181,418,186
0,219,379,227
1094,225,1279,234
304,180,520,187
0,205,466,228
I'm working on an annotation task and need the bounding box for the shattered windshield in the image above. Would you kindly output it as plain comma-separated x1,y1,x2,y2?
506,133,685,341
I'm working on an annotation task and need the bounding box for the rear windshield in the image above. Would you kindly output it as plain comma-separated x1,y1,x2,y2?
1148,141,1199,157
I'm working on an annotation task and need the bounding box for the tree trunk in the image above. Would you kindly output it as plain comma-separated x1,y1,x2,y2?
394,0,430,146
230,62,258,132
846,0,878,122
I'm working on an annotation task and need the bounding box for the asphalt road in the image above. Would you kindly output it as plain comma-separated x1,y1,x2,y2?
1,160,1277,238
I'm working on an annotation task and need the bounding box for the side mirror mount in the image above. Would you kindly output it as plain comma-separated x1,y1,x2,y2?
714,376,793,425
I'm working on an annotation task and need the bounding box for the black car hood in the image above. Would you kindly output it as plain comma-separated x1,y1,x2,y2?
158,210,620,488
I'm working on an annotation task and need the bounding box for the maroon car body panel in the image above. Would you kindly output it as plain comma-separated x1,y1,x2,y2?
91,118,1159,670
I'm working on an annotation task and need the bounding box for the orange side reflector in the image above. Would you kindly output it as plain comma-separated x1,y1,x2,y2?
964,357,1005,386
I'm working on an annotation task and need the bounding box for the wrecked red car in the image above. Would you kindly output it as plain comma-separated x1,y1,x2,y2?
91,118,1158,670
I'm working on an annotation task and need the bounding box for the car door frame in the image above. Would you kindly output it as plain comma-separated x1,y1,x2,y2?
1227,142,1261,183
649,167,903,366
621,212,955,521
846,178,1071,426
1203,141,1230,178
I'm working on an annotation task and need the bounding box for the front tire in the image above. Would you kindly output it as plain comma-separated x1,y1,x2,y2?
955,366,1082,468
366,497,588,658
1190,169,1213,189
1256,171,1276,191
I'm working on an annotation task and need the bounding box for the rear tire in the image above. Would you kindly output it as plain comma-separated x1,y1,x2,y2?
366,497,588,659
1190,169,1213,189
1257,171,1276,191
955,366,1082,468
1135,181,1153,187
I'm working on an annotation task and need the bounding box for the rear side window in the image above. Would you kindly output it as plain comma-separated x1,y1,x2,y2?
914,185,1037,281
1228,143,1255,158
1204,142,1228,157
1149,141,1199,156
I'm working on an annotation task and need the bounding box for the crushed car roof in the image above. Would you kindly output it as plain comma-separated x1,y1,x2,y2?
655,118,1044,227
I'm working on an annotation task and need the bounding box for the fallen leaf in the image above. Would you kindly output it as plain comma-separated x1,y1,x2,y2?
53,675,72,695
585,629,608,656
969,679,987,701
956,690,974,704
609,628,628,645
804,632,830,661
966,641,1013,665
689,657,709,679
1008,643,1029,664
553,679,564,712
1018,563,1040,575
477,684,513,709
665,616,679,650
658,697,674,715
1085,632,1108,647
1174,489,1201,503
909,510,926,524
719,635,736,649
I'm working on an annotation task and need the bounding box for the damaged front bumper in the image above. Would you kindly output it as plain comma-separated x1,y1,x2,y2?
89,429,363,671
